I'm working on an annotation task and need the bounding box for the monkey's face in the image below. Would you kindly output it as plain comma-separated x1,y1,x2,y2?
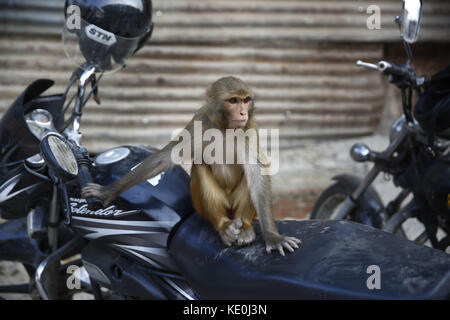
224,95,252,129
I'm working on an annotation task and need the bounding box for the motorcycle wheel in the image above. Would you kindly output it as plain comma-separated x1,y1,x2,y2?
310,180,407,237
310,182,352,220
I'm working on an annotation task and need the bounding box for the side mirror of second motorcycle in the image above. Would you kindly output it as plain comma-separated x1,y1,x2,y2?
350,143,373,162
400,0,422,43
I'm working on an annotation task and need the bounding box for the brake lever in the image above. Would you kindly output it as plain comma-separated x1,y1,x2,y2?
356,60,379,71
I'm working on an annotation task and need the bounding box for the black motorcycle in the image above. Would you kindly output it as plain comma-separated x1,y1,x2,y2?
0,0,449,300
310,3,450,251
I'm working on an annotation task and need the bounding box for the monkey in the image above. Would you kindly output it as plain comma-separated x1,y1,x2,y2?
82,76,301,255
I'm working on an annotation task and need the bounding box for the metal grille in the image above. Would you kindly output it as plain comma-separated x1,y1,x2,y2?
0,0,449,152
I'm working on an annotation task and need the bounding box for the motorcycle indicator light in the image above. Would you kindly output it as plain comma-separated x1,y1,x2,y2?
350,143,372,162
25,109,56,141
25,153,46,168
31,109,52,125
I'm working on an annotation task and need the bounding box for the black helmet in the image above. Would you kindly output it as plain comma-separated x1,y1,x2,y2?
63,0,153,73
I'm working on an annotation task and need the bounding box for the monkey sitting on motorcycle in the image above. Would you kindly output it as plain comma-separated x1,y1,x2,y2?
82,76,301,256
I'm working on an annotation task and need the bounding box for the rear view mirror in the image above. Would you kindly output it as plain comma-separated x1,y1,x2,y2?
401,0,422,43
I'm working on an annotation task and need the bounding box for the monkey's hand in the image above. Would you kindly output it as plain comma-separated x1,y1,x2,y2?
81,183,117,207
264,233,301,256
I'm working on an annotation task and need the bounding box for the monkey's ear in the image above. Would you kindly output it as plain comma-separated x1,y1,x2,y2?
205,84,214,104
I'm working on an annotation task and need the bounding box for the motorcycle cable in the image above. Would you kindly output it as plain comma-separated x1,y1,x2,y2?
62,74,102,131
61,67,102,132
0,159,24,168
61,68,83,115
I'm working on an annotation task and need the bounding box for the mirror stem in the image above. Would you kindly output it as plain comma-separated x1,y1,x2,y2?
403,41,413,67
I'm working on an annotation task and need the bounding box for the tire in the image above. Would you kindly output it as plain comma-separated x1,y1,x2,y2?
311,180,408,237
310,181,352,220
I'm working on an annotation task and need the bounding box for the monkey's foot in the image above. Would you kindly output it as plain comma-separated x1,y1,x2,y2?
236,226,256,246
265,235,301,256
219,218,243,246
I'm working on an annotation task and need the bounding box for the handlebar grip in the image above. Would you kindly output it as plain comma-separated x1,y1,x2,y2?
78,164,104,211
378,61,408,78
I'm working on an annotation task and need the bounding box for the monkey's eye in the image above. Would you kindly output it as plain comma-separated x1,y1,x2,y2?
243,97,252,104
228,98,238,104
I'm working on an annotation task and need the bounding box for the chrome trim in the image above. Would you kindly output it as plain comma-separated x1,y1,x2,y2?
79,66,96,86
35,263,50,300
64,126,83,146
0,174,40,203
72,225,158,240
42,131,65,141
356,60,378,71
113,243,180,272
389,115,406,143
115,244,170,258
378,60,391,72
350,143,371,162
26,209,36,239
78,266,92,287
113,244,165,269
95,147,130,166
71,215,177,229
163,277,195,300
25,109,56,140
26,153,45,167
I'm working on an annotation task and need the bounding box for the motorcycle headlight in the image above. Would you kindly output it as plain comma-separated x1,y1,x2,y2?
40,134,78,179
389,115,406,143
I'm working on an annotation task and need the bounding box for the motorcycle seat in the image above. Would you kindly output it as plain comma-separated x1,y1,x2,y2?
168,214,450,299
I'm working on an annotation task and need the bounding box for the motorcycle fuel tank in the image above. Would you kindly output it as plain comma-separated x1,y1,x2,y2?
68,145,194,274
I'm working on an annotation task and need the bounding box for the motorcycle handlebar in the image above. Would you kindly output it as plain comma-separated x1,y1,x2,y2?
77,162,104,211
356,60,422,87
377,61,408,78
